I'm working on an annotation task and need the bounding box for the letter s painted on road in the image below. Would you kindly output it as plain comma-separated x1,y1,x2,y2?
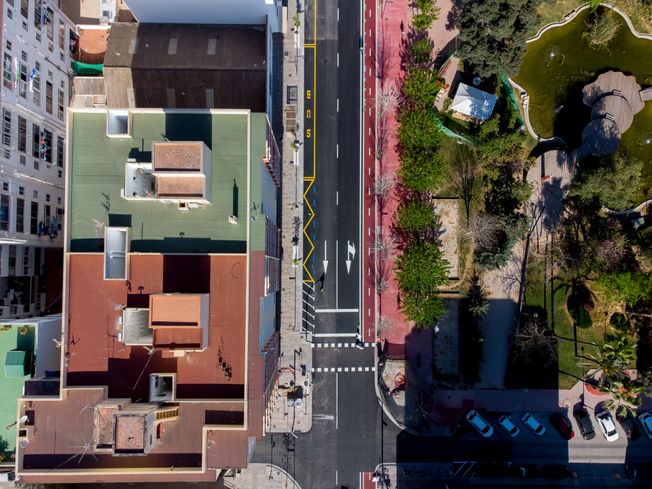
306,128,312,139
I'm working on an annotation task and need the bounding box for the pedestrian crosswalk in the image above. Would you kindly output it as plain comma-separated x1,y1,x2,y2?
312,366,376,373
311,342,374,349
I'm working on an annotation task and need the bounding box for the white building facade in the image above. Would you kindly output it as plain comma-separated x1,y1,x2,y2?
1,0,74,318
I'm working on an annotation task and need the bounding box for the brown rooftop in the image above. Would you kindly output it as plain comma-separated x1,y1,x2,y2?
152,142,203,171
115,414,146,451
103,23,266,110
155,175,206,198
149,294,204,328
65,254,246,400
77,27,109,64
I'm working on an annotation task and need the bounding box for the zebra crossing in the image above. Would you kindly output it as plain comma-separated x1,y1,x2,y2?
312,366,376,373
311,342,374,349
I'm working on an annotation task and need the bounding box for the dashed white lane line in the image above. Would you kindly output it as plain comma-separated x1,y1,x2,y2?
312,342,375,348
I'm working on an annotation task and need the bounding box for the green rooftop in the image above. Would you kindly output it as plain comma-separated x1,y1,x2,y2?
0,325,35,457
69,110,266,253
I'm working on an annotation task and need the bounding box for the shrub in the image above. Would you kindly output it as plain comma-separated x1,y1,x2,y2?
583,8,621,48
598,272,652,307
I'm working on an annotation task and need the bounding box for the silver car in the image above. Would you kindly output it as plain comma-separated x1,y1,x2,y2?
466,410,494,438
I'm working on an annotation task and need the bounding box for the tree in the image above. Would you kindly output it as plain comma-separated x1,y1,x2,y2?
581,336,636,388
600,380,643,418
445,145,484,221
396,199,436,233
597,272,652,307
395,242,450,327
467,273,489,318
569,152,643,211
456,0,542,77
401,67,440,110
410,0,440,32
464,213,500,251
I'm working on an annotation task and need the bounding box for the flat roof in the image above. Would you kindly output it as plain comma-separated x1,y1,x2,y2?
115,414,146,451
65,254,246,400
153,142,204,171
68,110,251,253
20,387,246,472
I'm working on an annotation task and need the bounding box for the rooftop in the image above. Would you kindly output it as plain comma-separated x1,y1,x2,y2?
65,253,247,400
103,23,267,110
450,83,497,121
68,110,251,253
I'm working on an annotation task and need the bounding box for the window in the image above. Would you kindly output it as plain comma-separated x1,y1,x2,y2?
5,41,11,52
8,246,16,275
0,194,9,231
30,201,38,234
22,249,29,275
2,182,8,192
17,116,26,152
18,61,27,98
32,61,40,106
46,10,53,41
20,0,28,19
58,21,65,50
56,207,62,230
45,193,50,202
2,109,11,146
6,0,14,7
7,9,13,20
31,123,40,157
33,0,41,29
2,53,12,89
16,198,24,233
44,204,50,224
39,129,52,162
32,190,37,199
18,186,24,196
33,159,39,170
45,81,53,113
287,85,298,104
57,196,61,205
57,169,62,178
20,51,27,63
57,88,64,120
56,136,64,167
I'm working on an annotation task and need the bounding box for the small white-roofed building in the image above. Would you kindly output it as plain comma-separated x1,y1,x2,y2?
450,83,497,122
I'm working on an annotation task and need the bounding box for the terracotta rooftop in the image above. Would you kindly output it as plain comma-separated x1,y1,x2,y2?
155,174,206,198
152,142,203,171
115,414,146,451
65,254,246,400
77,27,109,64
149,294,204,327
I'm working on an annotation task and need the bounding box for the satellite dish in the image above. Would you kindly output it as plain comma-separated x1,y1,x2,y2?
473,76,482,86
18,415,29,425
19,439,29,449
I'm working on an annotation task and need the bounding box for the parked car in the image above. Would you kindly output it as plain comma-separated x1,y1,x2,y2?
574,407,596,440
522,412,546,436
596,411,619,442
637,412,652,440
498,415,520,437
549,413,574,440
616,411,640,440
465,410,494,438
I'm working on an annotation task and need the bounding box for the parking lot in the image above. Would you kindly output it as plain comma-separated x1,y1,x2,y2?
458,408,652,464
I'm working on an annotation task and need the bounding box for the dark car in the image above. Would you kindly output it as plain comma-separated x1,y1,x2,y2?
549,413,575,440
574,407,596,440
617,411,640,440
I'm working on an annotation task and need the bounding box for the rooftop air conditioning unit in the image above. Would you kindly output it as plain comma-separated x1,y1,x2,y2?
228,215,238,224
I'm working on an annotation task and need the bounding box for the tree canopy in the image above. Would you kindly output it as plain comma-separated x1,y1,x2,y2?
456,0,542,78
569,152,643,211
395,242,450,326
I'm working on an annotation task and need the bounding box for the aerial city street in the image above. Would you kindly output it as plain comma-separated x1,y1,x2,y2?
0,0,651,488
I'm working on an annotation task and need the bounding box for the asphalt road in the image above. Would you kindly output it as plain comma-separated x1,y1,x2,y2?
302,0,361,337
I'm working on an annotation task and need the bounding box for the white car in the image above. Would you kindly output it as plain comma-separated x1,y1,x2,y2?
498,415,520,437
522,412,546,436
596,411,620,442
465,410,494,438
637,412,652,440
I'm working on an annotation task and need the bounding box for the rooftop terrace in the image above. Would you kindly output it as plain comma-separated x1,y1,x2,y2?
68,110,251,253
65,253,247,400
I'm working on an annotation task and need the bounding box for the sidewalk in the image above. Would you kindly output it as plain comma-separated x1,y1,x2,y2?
266,0,312,435
226,463,301,489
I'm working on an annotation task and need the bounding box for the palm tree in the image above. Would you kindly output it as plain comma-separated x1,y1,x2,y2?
600,380,643,418
579,336,636,388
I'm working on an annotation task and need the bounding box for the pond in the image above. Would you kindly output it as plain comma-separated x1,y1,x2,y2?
514,7,652,197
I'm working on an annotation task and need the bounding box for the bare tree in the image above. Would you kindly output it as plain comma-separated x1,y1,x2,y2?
463,213,500,251
445,145,483,221
373,233,394,260
377,315,393,335
513,317,557,366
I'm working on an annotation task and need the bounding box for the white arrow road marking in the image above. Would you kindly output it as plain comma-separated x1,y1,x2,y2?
323,241,328,274
345,240,356,274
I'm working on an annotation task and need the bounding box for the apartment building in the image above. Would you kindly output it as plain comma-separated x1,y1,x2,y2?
14,107,281,483
1,0,75,318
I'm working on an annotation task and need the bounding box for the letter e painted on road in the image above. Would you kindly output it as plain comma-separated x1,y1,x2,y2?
306,89,312,100
306,128,311,139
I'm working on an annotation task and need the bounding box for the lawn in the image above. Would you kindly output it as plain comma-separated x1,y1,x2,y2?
514,7,652,202
523,257,605,390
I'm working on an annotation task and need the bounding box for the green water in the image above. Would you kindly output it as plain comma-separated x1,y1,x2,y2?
514,8,652,197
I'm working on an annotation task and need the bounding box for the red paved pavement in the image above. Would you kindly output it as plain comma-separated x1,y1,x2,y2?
362,0,412,345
